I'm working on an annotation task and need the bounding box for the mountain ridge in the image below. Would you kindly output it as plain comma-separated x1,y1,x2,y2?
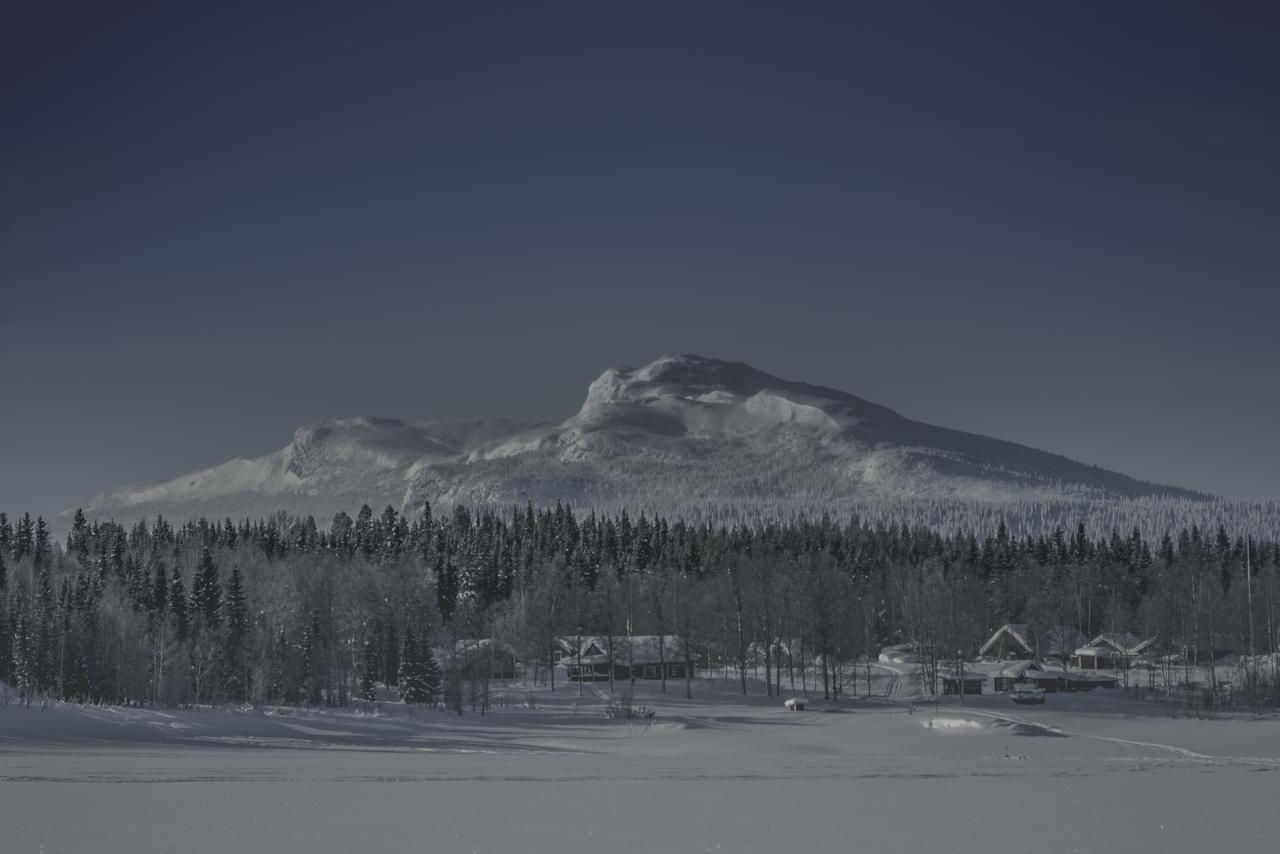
78,354,1204,524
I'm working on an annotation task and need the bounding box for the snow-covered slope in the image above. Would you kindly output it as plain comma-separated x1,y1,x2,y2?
81,416,547,524
80,354,1200,524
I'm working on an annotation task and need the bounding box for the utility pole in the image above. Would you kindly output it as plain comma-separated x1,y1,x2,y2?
1246,538,1256,710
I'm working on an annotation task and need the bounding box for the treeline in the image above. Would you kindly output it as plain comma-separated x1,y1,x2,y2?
0,503,1278,709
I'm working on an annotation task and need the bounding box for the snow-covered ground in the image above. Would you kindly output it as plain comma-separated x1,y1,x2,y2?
2,680,1278,853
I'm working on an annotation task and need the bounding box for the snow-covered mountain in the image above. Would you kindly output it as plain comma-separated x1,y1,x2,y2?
80,354,1200,524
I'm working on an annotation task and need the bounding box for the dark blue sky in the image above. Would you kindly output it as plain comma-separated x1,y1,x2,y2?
3,1,1278,520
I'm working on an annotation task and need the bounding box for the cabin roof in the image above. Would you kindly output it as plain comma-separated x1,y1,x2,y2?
570,635,685,664
979,623,1086,658
1087,632,1155,655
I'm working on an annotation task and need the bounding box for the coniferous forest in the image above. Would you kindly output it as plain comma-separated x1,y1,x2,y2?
1,503,1279,713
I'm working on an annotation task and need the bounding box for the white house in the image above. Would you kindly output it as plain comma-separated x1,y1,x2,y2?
1071,632,1155,669
979,624,1086,662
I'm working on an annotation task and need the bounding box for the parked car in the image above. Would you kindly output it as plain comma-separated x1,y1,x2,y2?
1011,685,1046,704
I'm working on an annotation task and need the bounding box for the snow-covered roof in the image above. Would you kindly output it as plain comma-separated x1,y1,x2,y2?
938,670,989,681
1088,632,1155,656
1022,670,1065,683
444,638,517,664
979,623,1086,658
979,624,1033,656
747,638,804,660
989,660,1040,679
570,635,685,664
625,635,685,664
971,659,1067,682
880,642,919,654
1073,646,1111,657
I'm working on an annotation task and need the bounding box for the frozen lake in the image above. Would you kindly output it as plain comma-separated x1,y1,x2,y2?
3,684,1278,853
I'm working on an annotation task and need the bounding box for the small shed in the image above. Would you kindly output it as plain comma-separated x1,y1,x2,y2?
784,697,809,711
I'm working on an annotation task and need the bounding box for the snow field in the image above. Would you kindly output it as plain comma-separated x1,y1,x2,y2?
2,681,1279,853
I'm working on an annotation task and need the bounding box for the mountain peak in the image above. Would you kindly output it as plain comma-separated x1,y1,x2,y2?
586,354,841,406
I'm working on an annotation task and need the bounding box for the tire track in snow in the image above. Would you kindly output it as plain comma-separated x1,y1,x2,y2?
957,707,1279,767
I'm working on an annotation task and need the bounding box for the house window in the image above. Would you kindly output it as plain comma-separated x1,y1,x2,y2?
667,664,686,679
644,665,657,679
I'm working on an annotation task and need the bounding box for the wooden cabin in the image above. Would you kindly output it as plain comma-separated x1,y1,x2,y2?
565,635,688,682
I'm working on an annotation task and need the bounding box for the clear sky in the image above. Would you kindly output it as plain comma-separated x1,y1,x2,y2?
2,1,1278,521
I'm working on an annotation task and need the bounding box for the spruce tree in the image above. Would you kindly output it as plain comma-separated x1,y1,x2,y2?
354,504,375,556
152,560,168,616
422,638,443,700
379,505,402,561
68,509,90,565
12,611,37,702
398,627,431,704
33,517,51,570
382,621,400,687
359,639,379,702
300,610,323,705
222,567,249,701
170,565,189,642
434,556,458,623
0,599,11,684
14,513,33,562
34,567,55,691
192,548,223,628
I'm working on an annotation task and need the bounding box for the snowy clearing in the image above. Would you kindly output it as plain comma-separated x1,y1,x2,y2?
2,681,1278,853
